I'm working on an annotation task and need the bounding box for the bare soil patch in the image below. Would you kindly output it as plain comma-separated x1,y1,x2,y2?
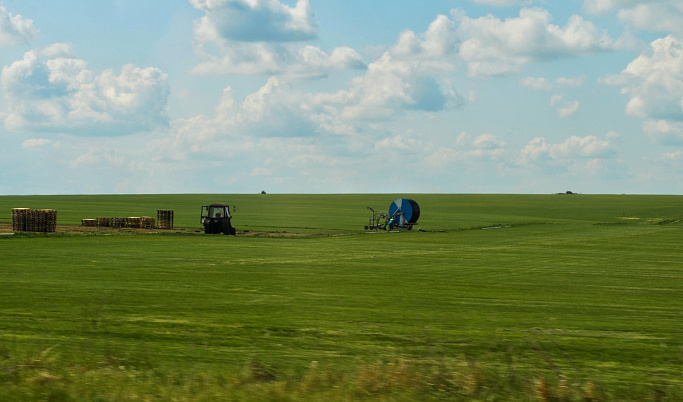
0,222,322,237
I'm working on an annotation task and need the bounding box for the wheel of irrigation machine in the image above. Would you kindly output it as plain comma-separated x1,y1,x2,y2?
388,198,420,226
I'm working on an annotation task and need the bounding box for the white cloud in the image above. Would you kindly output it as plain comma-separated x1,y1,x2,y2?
583,0,640,14
585,1,683,35
522,135,615,165
521,77,553,91
473,133,504,149
470,0,534,6
168,77,320,162
335,15,464,120
0,5,38,48
662,150,683,161
643,119,683,145
190,0,317,43
374,135,421,152
556,76,586,87
455,7,614,76
21,138,54,150
190,0,366,77
606,130,621,141
392,15,460,60
607,35,683,121
519,135,618,179
522,76,586,91
427,132,506,167
619,4,683,35
551,95,581,117
1,45,170,135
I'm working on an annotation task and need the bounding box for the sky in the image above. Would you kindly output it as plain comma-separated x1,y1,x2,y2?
0,0,682,195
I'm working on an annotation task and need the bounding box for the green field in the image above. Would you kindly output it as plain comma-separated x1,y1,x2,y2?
1,194,681,401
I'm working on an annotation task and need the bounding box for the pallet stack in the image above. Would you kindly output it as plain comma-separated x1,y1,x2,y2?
89,210,169,230
126,217,142,228
141,216,156,229
12,208,57,232
11,208,30,231
96,217,111,227
157,210,174,229
93,216,157,229
112,217,126,229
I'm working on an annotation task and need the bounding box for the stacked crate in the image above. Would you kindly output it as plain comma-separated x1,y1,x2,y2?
82,219,97,227
97,217,111,227
39,210,57,232
157,210,174,229
11,208,30,231
141,216,156,229
92,212,166,230
12,208,56,232
126,217,142,228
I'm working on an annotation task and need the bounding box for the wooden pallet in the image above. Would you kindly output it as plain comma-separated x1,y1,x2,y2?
13,209,56,232
157,210,174,229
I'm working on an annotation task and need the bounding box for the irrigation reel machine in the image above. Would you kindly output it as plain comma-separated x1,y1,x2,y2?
365,198,420,231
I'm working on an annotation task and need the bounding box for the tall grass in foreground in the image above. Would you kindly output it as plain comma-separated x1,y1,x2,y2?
3,349,666,401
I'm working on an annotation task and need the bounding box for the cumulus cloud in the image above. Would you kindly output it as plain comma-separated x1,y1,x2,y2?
170,77,318,157
470,0,534,5
0,5,38,48
556,76,586,87
519,136,618,178
455,7,614,76
583,0,640,14
1,44,170,135
585,1,683,34
193,42,366,77
662,150,683,162
374,134,422,152
473,133,505,149
339,67,458,120
522,135,615,165
21,138,54,150
605,35,683,121
190,0,366,77
522,76,586,91
190,0,317,43
162,84,358,191
521,77,553,91
427,132,507,167
551,95,581,117
335,15,464,120
643,119,683,145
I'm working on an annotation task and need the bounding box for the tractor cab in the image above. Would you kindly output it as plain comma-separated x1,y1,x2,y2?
200,203,236,235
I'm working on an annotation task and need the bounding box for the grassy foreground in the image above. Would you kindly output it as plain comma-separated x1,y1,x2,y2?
0,194,682,401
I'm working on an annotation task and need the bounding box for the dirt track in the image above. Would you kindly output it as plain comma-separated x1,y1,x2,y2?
0,222,320,237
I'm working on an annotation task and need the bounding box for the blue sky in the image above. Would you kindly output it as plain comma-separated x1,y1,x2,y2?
1,0,682,195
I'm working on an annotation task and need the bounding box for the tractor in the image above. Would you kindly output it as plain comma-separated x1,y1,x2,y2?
200,203,236,235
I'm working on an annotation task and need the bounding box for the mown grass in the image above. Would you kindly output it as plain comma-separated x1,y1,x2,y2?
0,194,682,400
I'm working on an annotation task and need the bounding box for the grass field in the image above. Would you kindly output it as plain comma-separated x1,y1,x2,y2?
0,194,682,401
